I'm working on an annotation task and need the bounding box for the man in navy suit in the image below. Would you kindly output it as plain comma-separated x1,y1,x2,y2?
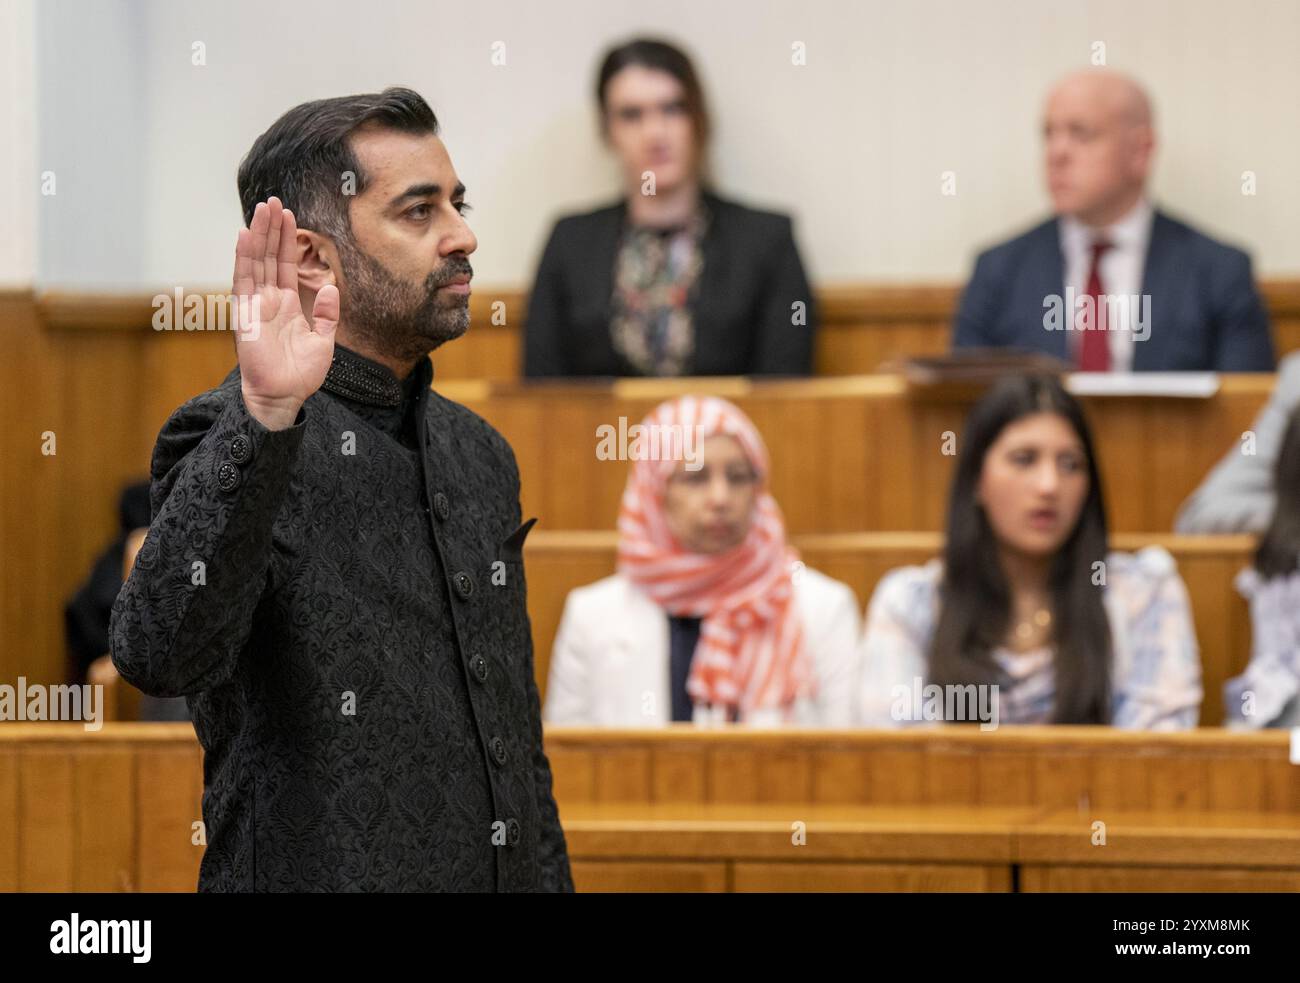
953,69,1273,372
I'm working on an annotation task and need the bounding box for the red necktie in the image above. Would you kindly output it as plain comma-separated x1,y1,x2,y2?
1078,238,1113,371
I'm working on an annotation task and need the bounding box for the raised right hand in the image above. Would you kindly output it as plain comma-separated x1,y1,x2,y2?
233,197,339,430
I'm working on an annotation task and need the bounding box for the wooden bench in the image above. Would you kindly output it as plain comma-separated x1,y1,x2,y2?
3,724,1294,892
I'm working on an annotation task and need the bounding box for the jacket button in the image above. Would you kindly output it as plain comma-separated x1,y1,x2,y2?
229,434,252,464
433,491,450,522
453,571,475,599
471,655,489,683
217,462,241,491
489,736,507,766
505,818,521,847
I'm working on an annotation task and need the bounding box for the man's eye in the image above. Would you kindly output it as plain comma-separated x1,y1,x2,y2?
454,201,472,216
407,204,431,220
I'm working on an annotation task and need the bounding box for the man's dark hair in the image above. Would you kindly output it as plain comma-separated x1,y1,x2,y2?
236,87,438,241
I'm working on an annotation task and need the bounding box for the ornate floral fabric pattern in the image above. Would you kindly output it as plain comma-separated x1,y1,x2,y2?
609,203,709,376
110,346,573,893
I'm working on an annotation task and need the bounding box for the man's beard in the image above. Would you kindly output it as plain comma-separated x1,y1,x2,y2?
335,240,472,363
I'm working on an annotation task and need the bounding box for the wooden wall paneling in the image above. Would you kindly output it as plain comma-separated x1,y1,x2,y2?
73,746,135,891
19,746,75,889
0,745,18,890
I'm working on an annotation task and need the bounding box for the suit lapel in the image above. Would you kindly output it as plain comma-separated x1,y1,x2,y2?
1135,211,1176,371
591,201,626,329
692,192,727,365
1036,219,1069,361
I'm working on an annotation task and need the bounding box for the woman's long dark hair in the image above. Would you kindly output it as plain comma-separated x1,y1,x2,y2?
929,374,1112,724
1254,404,1300,579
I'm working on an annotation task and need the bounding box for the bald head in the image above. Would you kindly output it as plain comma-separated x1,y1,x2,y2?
1043,69,1156,226
1050,70,1153,128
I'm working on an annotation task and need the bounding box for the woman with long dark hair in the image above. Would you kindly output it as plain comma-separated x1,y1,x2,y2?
1223,404,1300,728
859,374,1201,728
523,37,815,378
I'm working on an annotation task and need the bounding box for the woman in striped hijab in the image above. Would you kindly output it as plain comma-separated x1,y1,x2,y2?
544,396,860,726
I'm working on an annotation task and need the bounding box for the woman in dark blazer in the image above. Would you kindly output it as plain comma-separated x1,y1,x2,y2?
523,38,816,378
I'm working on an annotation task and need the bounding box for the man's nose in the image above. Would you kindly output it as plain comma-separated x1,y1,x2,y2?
442,212,477,257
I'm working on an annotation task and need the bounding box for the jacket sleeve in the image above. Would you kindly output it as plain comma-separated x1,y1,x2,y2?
1174,350,1300,533
857,567,935,727
522,220,572,378
750,215,816,375
495,437,575,892
1109,549,1203,731
805,576,862,727
109,386,306,698
542,590,593,725
1211,249,1275,372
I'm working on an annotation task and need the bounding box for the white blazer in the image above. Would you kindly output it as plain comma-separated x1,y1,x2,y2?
543,568,862,727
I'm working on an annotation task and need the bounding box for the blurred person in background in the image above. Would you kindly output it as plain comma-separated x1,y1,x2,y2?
1222,404,1300,729
524,37,816,378
953,69,1272,372
545,396,859,725
859,374,1202,728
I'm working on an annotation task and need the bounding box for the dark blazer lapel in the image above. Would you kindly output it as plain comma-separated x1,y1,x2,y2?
1135,211,1177,371
692,190,729,368
590,200,627,329
1034,219,1069,361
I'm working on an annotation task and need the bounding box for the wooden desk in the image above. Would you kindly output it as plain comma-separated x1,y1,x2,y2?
2,725,1295,892
548,727,1300,892
562,803,1300,892
441,373,1275,534
382,281,1300,381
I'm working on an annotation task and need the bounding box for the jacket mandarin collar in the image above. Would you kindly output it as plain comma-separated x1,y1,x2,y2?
321,343,433,408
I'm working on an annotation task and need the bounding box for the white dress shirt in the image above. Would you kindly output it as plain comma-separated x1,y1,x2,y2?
1058,198,1155,373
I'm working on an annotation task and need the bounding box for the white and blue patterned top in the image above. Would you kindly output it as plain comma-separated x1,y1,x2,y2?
1223,567,1300,729
858,547,1203,729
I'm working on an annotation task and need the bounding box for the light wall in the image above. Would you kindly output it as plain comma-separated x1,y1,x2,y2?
13,0,1300,290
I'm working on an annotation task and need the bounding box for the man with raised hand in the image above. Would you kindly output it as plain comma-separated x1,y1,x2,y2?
111,88,572,893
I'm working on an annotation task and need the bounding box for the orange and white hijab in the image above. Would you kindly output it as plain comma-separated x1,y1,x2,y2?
615,396,815,722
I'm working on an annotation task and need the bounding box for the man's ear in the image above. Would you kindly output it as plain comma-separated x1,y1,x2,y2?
296,229,337,292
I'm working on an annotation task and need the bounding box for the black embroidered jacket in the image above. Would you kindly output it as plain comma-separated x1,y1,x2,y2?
110,345,573,892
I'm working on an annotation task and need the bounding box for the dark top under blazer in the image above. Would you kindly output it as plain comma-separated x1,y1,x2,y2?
952,209,1275,371
523,190,816,377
